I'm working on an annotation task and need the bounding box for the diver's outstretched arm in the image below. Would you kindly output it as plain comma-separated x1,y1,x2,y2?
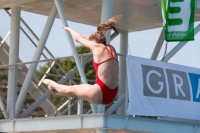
61,26,96,49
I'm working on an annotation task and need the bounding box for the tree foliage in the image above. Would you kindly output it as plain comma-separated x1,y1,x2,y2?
36,46,95,112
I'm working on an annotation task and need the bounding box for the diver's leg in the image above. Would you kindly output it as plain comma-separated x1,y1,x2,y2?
43,79,102,104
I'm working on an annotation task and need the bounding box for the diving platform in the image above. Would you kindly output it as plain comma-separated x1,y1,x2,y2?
1,114,200,133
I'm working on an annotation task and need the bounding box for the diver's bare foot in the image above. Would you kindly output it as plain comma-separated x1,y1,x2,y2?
43,79,57,93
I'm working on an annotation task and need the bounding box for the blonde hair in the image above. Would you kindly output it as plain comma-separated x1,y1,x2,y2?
89,15,121,45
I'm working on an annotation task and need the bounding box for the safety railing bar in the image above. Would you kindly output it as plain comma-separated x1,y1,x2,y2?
51,97,74,116
35,70,64,78
60,98,80,116
0,37,9,52
38,61,55,87
0,31,10,46
0,53,93,68
86,109,92,114
57,99,70,111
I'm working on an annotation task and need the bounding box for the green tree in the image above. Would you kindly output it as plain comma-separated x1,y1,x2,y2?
36,46,95,113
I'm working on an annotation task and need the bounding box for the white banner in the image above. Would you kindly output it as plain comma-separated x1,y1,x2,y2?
127,55,200,120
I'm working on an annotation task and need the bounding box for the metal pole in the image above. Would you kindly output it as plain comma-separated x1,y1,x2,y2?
78,56,84,115
95,0,114,114
15,4,57,118
163,23,200,62
68,80,72,115
54,0,87,84
116,0,129,116
101,0,114,44
151,28,164,60
7,6,21,119
117,30,128,115
0,53,92,69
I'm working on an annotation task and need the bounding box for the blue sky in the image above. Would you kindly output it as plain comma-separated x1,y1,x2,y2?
19,11,200,69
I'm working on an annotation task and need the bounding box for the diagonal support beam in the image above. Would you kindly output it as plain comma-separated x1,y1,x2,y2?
151,28,164,60
19,91,52,118
15,4,57,118
163,23,200,62
54,0,88,84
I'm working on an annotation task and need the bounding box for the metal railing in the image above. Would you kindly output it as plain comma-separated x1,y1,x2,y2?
0,53,128,116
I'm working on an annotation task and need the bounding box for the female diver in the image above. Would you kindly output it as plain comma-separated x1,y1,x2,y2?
43,15,121,105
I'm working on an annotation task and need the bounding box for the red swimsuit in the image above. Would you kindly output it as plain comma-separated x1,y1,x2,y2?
92,46,118,105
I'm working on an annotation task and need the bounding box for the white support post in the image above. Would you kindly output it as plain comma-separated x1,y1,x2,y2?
94,0,114,114
15,4,57,118
151,28,164,60
68,80,72,115
78,56,84,115
101,0,114,44
7,6,21,119
163,23,200,62
117,30,128,115
77,99,83,115
116,0,129,115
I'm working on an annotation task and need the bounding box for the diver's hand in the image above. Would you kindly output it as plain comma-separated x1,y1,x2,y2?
61,26,71,32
